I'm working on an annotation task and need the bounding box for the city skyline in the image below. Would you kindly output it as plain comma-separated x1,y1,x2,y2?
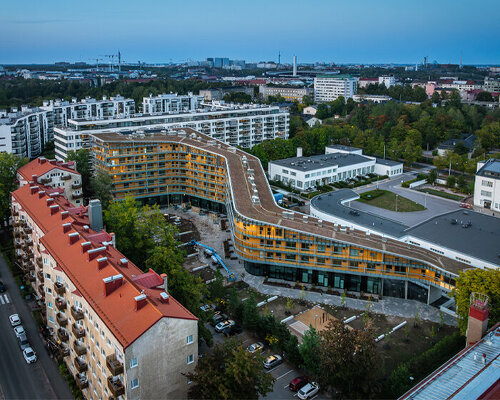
1,0,499,65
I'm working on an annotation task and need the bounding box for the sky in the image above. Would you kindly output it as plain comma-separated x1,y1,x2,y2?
1,0,499,65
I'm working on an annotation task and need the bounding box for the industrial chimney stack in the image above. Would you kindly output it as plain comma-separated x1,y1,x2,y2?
88,199,103,232
293,55,297,77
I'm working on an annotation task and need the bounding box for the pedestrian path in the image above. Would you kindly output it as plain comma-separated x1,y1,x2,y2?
0,293,10,305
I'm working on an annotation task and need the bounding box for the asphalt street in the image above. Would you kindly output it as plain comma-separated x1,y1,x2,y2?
0,251,72,400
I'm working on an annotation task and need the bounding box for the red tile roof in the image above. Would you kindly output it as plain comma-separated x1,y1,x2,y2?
13,184,196,348
17,158,78,182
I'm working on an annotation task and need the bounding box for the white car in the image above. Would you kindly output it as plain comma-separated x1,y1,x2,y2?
14,325,25,338
297,382,319,400
214,319,234,333
247,342,264,354
9,314,21,327
23,347,37,364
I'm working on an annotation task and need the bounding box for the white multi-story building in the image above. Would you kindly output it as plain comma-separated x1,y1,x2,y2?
54,103,289,160
142,93,203,114
313,75,357,102
378,75,396,88
474,159,500,211
268,145,402,190
0,96,135,158
259,86,312,102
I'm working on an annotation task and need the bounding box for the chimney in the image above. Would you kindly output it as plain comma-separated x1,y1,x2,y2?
297,147,303,158
62,223,72,233
81,241,92,253
83,225,89,232
88,199,103,232
32,175,38,183
88,246,106,261
97,257,108,270
134,293,148,310
40,157,47,164
162,274,168,293
38,190,46,199
30,186,39,195
50,204,60,215
61,211,69,220
103,274,124,296
119,258,128,267
160,291,170,303
68,232,80,245
466,293,489,345
110,233,116,247
46,198,54,206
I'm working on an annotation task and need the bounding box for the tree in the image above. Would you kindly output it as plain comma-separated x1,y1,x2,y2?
454,142,469,155
318,319,379,397
452,268,500,335
457,175,467,191
90,170,113,209
302,95,313,106
0,153,28,225
186,339,274,400
299,326,321,377
427,169,437,185
476,92,494,102
66,149,91,197
242,294,260,332
446,175,456,188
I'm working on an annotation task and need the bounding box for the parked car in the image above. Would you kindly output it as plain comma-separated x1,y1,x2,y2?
246,342,264,354
222,324,242,337
215,319,234,333
211,312,228,326
9,314,21,327
459,202,473,209
264,354,282,369
14,325,26,339
23,347,37,364
18,333,29,350
297,382,319,400
0,280,5,292
289,376,309,392
200,304,216,312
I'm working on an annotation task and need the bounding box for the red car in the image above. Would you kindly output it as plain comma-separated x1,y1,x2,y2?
289,376,308,392
459,203,472,209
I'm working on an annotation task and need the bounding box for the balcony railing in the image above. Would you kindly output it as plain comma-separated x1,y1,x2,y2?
36,257,43,267
72,183,82,189
37,270,44,282
72,193,83,200
54,281,65,295
71,306,84,321
55,297,67,311
57,328,69,342
37,284,45,297
56,312,68,326
106,355,124,376
61,174,71,181
72,323,85,338
75,373,88,389
73,340,86,356
74,357,88,373
58,343,70,357
107,376,125,397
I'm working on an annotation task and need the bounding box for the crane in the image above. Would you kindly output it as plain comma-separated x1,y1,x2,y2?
88,58,104,72
100,54,116,72
188,240,237,282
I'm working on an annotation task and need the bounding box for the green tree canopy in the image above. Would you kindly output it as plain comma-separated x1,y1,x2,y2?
0,153,28,223
299,326,321,377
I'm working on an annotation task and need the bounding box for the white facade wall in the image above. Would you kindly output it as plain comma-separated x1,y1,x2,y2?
474,172,500,211
378,76,396,88
313,76,357,102
259,86,312,101
373,161,404,177
142,93,203,114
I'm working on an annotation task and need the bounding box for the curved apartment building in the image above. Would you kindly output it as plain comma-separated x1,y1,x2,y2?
91,128,477,304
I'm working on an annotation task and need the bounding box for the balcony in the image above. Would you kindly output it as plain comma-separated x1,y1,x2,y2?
71,306,84,321
36,257,43,267
55,297,67,311
106,355,124,376
75,373,88,389
72,323,85,338
73,340,86,356
23,226,32,234
40,177,52,184
56,312,68,326
71,182,82,189
37,270,44,282
74,357,88,373
54,281,65,295
57,328,69,342
72,193,83,200
37,284,45,297
107,376,125,397
61,174,71,181
58,343,70,357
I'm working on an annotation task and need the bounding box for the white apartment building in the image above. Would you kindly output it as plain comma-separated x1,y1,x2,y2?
268,145,402,190
474,159,500,211
142,93,203,114
0,96,135,159
259,86,313,102
313,75,357,103
378,75,396,88
484,78,500,93
54,103,289,160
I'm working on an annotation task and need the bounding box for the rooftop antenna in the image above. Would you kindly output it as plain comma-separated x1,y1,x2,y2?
278,51,281,67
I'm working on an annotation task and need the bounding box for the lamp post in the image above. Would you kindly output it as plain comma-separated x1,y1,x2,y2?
396,194,399,212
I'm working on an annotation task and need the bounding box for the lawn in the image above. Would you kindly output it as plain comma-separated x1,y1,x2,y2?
358,189,426,212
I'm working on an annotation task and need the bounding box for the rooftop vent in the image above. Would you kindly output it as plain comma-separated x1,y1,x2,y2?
97,257,108,270
38,190,46,199
61,210,69,220
88,246,106,261
160,292,170,303
62,223,72,233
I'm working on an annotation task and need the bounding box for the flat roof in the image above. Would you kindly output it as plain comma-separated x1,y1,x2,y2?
375,157,403,166
400,325,500,400
311,189,500,268
326,144,360,152
270,153,373,172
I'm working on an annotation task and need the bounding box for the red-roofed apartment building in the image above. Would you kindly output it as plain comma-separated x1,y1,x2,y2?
11,183,198,400
17,157,83,206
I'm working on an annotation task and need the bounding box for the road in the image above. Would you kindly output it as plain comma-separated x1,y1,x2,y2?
0,252,72,400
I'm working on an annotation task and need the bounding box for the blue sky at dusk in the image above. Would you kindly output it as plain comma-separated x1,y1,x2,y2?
1,0,499,65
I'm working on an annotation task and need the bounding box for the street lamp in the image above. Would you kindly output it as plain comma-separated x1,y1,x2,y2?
396,194,399,212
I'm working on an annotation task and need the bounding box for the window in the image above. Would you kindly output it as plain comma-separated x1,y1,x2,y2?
187,335,193,344
187,354,194,364
480,190,492,198
131,379,139,389
130,358,138,368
